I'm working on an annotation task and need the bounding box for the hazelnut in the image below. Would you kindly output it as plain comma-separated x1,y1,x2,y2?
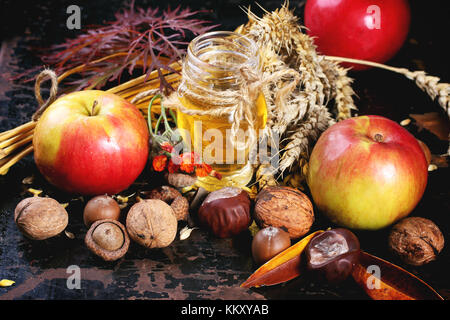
126,199,178,248
144,186,189,221
254,186,314,239
85,219,130,261
14,197,69,240
252,227,291,265
198,187,251,238
83,195,121,227
389,217,444,266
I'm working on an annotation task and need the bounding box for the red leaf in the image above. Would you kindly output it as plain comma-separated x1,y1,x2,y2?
352,251,443,300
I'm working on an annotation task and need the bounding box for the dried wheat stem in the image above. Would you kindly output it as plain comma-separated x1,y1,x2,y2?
0,129,33,150
324,56,450,117
108,61,181,95
0,134,33,160
0,121,36,142
0,145,33,175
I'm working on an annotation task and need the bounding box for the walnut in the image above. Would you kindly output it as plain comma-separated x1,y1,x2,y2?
254,186,314,239
126,199,178,248
14,197,69,240
389,217,444,266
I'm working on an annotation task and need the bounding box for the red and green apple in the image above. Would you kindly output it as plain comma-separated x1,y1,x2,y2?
33,90,149,195
307,115,428,230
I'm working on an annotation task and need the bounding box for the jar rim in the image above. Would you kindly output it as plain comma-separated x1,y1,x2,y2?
187,31,259,72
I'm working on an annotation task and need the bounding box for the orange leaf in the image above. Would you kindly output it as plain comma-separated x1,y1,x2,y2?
410,112,450,141
352,251,443,300
240,230,323,288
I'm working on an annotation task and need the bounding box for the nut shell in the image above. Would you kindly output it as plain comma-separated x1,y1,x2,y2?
146,186,189,221
85,219,130,261
164,172,197,188
389,217,444,266
254,186,314,239
305,228,360,284
14,197,69,240
83,195,121,227
126,199,178,248
198,187,251,238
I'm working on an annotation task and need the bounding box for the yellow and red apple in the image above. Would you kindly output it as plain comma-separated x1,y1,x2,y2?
307,115,428,230
33,90,149,195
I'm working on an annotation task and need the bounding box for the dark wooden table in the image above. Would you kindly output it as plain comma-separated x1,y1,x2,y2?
0,0,449,300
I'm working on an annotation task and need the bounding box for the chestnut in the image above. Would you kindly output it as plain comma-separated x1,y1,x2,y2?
305,228,360,284
198,187,251,238
83,195,121,227
252,227,291,265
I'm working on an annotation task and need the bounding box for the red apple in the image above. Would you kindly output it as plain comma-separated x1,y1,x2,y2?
304,0,411,70
307,115,428,230
33,90,149,195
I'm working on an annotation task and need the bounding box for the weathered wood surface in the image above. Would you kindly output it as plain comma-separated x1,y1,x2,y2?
0,0,449,300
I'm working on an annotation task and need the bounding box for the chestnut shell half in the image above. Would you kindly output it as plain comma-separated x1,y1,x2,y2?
305,228,360,283
198,187,251,238
85,219,130,261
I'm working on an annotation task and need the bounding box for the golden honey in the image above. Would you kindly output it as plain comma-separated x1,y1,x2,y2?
176,31,266,191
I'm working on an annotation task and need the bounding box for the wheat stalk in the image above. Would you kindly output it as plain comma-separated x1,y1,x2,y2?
325,56,450,117
237,2,356,188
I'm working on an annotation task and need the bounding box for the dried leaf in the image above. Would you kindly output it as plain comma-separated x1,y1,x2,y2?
13,3,216,92
64,230,75,239
179,226,198,240
352,251,443,300
400,119,411,126
410,112,450,141
0,279,15,287
22,176,34,185
116,195,130,203
240,230,323,288
248,221,260,237
27,188,42,197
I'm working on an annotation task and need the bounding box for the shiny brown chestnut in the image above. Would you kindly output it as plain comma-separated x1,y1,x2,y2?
252,226,291,265
305,228,360,284
83,195,121,227
198,187,251,238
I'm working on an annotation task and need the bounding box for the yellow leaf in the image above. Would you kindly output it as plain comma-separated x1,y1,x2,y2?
0,279,15,287
27,188,42,197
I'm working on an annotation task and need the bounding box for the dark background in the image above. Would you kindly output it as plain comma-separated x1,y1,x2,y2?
0,0,449,300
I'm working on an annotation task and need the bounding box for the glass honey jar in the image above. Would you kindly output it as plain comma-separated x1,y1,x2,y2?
176,31,267,191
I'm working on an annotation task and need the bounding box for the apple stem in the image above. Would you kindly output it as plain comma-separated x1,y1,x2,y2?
91,100,98,116
374,133,384,142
